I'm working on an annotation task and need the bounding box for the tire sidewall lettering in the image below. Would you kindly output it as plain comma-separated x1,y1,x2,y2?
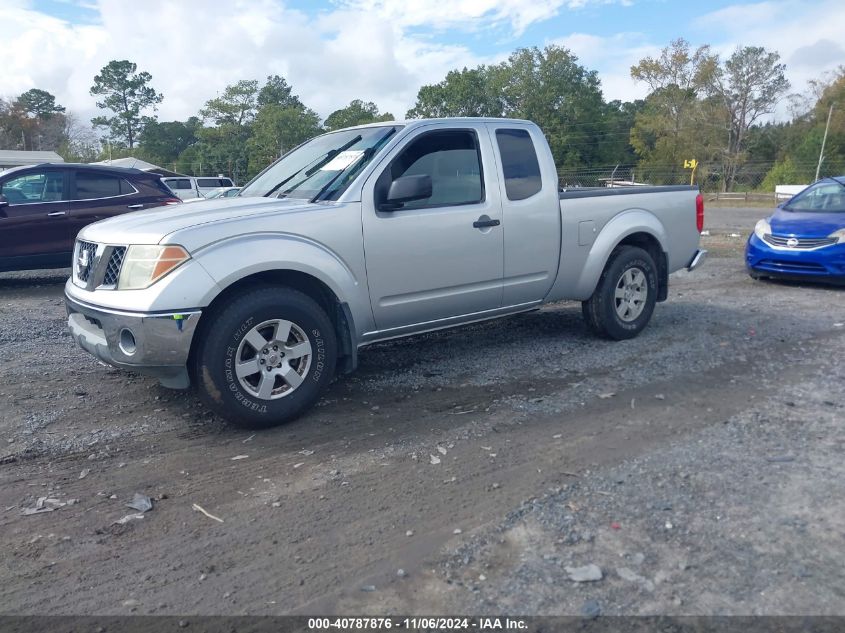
311,328,325,382
222,317,268,415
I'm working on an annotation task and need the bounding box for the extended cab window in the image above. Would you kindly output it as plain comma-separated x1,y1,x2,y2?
0,171,64,204
496,128,542,201
383,130,483,210
167,179,193,190
73,173,127,199
197,178,233,188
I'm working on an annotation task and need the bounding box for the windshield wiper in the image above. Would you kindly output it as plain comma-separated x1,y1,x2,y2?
303,135,363,178
311,128,398,203
264,135,363,198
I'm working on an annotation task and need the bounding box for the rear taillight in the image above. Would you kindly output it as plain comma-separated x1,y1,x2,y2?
162,197,182,205
695,193,704,233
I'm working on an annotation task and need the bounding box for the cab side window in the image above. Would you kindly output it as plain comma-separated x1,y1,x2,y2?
495,128,542,201
380,130,484,210
0,171,65,204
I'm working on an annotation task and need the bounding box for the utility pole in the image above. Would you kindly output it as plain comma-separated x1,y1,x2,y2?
815,104,834,181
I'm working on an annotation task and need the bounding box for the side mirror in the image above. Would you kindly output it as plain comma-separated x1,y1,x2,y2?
0,194,8,209
381,175,432,210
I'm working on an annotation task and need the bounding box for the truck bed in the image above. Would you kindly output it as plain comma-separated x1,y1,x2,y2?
559,185,698,200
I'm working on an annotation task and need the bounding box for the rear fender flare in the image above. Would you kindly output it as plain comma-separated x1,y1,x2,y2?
574,209,667,300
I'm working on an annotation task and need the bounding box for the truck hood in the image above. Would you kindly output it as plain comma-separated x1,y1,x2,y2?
79,197,316,245
769,207,845,238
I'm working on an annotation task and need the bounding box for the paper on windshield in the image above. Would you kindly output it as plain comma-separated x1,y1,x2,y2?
321,150,365,171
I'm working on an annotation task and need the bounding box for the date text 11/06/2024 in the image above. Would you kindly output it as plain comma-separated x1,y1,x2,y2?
307,617,528,630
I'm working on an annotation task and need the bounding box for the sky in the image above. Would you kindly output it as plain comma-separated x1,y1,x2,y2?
2,0,845,126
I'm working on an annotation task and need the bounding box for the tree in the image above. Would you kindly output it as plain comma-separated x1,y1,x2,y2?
200,79,259,126
59,112,100,162
0,90,75,152
630,39,720,179
595,99,644,166
16,89,65,119
407,66,503,119
497,46,609,166
708,46,789,190
407,45,619,167
805,68,845,176
257,75,303,110
90,60,163,149
138,117,202,165
247,105,321,176
186,123,252,181
324,99,393,131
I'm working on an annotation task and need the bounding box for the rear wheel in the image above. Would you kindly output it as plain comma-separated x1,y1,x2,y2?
581,246,658,340
192,285,336,429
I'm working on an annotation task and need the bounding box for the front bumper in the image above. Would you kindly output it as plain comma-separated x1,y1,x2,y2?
65,294,201,389
746,234,845,281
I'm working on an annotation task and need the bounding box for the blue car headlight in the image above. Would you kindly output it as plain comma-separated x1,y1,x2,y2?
754,219,771,240
831,229,845,244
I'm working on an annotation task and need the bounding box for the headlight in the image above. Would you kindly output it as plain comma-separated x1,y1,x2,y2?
830,228,845,244
117,245,190,290
754,219,771,240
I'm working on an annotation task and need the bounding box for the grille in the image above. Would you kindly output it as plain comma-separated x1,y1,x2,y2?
102,247,126,286
75,240,98,283
759,259,827,273
763,234,837,249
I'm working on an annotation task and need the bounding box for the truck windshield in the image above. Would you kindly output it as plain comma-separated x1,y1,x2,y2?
240,126,401,201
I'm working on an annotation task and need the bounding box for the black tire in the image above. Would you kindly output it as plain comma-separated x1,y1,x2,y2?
581,245,658,341
191,285,336,429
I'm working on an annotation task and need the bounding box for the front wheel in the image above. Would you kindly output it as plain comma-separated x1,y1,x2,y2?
191,286,337,429
582,245,658,340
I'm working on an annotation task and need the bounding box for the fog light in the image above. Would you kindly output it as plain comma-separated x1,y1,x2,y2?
119,328,137,355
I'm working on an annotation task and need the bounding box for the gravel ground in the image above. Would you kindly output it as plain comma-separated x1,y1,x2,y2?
0,206,843,615
426,345,845,615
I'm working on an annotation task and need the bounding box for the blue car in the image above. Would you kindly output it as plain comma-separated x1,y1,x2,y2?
746,176,845,284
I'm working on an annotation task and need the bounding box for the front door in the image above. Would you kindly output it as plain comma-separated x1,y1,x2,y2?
361,125,504,332
0,169,70,264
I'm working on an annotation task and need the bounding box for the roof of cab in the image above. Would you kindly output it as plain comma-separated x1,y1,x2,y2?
335,117,535,132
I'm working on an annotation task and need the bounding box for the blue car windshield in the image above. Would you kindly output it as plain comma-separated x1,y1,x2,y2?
240,126,400,202
784,178,845,213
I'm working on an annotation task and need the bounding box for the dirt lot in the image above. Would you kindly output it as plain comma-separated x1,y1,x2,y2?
0,206,843,616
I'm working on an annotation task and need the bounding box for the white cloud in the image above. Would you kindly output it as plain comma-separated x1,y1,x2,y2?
549,32,659,102
0,0,491,125
335,0,620,36
2,0,844,132
695,0,845,119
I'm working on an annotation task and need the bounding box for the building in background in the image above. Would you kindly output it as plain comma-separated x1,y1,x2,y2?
0,150,64,172
90,156,185,178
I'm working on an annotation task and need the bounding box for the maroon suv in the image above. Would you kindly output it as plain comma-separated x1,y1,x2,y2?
0,163,181,272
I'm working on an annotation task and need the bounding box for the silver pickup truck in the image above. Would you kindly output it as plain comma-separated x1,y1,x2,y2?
65,118,706,428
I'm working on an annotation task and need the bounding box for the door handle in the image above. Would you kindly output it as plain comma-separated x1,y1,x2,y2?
47,211,67,217
127,204,144,209
473,218,500,229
